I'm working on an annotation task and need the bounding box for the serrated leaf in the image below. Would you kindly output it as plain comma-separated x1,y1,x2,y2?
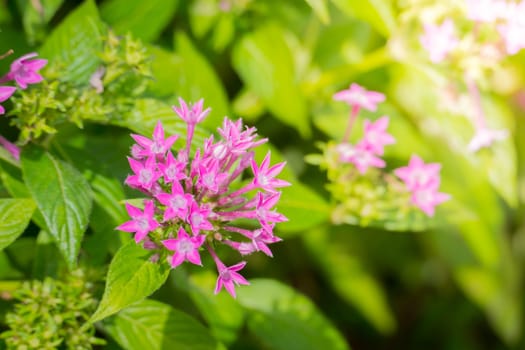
103,299,219,350
100,0,178,42
90,241,170,323
21,145,92,269
40,0,106,83
232,24,310,137
0,198,36,250
236,279,350,350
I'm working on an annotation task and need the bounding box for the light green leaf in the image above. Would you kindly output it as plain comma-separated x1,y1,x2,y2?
305,0,330,24
0,198,36,251
40,0,106,83
90,241,170,323
330,0,396,36
303,227,396,334
236,279,350,350
103,299,219,350
21,145,92,269
232,24,310,137
100,0,178,42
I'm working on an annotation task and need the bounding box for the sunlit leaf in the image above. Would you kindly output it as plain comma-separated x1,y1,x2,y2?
0,198,35,251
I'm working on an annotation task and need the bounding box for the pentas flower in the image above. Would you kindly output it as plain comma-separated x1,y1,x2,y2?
333,83,385,113
162,228,205,268
360,116,396,155
3,53,47,89
467,127,509,152
394,155,449,216
420,19,458,63
118,98,289,298
0,135,20,160
498,19,525,55
117,201,160,243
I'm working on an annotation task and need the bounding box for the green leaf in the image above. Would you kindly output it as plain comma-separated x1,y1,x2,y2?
21,145,92,269
103,299,219,350
100,0,178,42
236,279,350,350
305,0,330,24
0,199,36,251
278,181,330,233
90,241,170,323
303,227,396,334
40,0,106,83
330,0,396,36
232,24,310,137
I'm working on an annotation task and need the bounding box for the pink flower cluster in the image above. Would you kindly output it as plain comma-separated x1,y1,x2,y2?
394,156,450,217
333,83,449,217
420,19,459,63
334,83,395,174
0,52,47,160
117,98,289,298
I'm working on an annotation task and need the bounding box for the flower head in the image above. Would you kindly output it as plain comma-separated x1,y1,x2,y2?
467,127,509,152
410,182,451,217
360,116,396,155
117,98,288,297
6,53,47,89
394,155,441,191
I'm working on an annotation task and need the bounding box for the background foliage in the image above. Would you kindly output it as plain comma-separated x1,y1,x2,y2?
0,0,524,349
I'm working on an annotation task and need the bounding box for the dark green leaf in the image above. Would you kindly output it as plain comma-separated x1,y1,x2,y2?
21,145,92,269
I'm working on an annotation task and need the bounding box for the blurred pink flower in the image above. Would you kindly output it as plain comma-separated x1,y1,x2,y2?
333,83,385,112
360,116,396,155
0,86,16,114
420,19,458,63
394,155,441,191
467,127,508,152
411,183,451,217
0,135,20,160
5,53,47,89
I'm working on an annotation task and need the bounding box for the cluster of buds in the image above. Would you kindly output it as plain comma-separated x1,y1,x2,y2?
117,98,289,298
0,51,47,159
416,0,519,152
311,83,449,227
1,270,104,349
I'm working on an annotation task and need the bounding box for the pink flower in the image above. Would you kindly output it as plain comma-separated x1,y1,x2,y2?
467,127,508,152
0,135,20,160
214,261,250,298
131,121,178,159
156,181,193,222
125,156,161,192
333,83,385,112
172,98,211,125
498,19,525,55
338,143,385,174
394,155,441,191
360,116,396,155
0,86,16,114
6,53,47,89
158,151,187,183
251,152,291,193
116,201,160,243
411,183,450,217
224,225,281,257
162,228,205,268
465,0,504,22
420,19,458,63
188,202,214,235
